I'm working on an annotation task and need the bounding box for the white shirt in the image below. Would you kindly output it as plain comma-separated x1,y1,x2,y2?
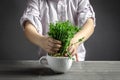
20,0,95,61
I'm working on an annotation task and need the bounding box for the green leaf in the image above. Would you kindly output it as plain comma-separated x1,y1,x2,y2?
48,20,83,59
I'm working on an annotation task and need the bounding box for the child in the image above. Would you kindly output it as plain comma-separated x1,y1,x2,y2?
20,0,95,61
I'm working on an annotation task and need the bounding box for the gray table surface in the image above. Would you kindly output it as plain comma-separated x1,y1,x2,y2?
0,60,120,80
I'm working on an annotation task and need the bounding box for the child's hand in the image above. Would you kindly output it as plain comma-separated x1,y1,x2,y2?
40,36,62,54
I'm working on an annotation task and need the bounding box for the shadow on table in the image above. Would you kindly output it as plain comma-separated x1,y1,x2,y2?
0,68,63,76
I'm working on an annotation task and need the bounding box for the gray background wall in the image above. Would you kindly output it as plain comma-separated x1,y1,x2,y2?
0,0,120,60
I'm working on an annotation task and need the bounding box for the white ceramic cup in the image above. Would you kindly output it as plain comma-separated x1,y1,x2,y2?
39,55,73,73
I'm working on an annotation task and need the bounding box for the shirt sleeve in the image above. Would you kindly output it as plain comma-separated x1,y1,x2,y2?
77,0,96,27
20,0,42,34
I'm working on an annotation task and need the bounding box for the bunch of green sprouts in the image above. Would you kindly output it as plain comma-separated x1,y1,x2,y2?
48,21,84,59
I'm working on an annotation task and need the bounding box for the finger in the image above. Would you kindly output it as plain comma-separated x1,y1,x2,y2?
47,45,60,53
48,38,61,48
47,38,53,47
46,45,56,53
68,46,74,55
48,43,61,50
69,45,77,56
48,42,54,49
48,37,54,43
75,54,79,62
48,38,61,44
68,45,73,51
68,44,75,51
71,49,76,56
53,39,62,44
54,44,62,48
46,48,55,54
52,47,60,53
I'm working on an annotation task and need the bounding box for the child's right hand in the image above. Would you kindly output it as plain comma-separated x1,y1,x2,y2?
39,36,62,54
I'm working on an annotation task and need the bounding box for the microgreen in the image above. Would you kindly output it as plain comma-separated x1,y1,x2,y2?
48,21,84,58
